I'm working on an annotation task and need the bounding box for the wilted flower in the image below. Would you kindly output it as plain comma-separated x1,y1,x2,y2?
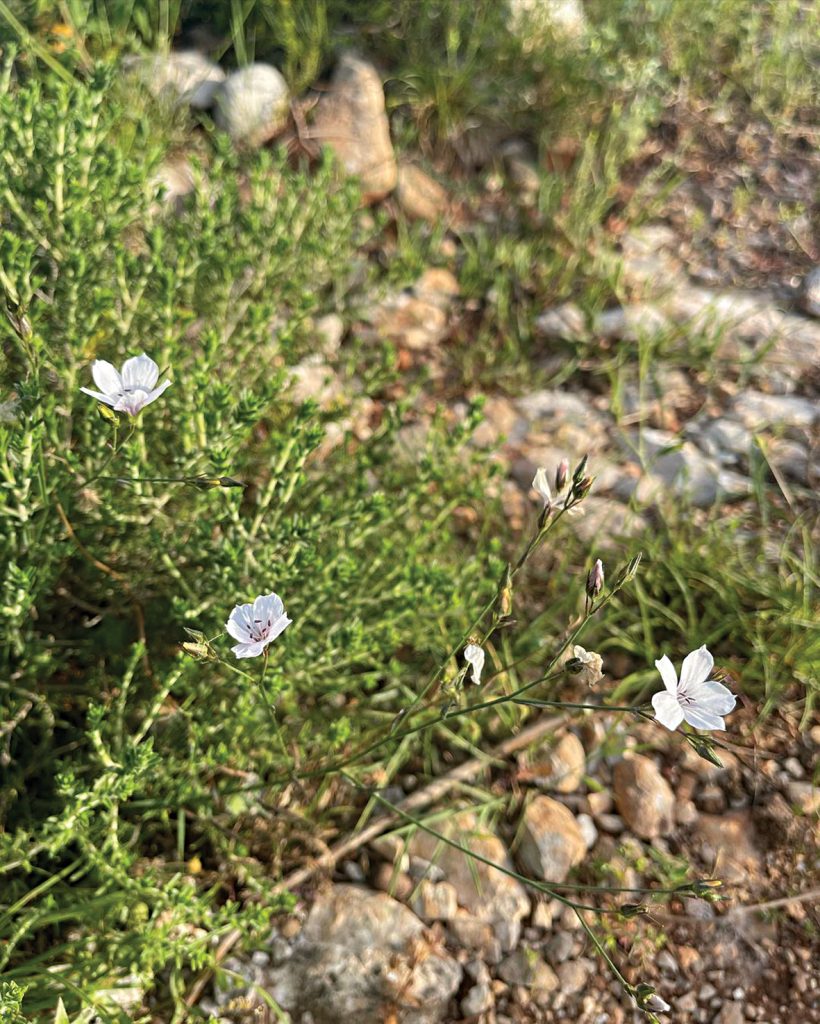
463,643,485,685
226,592,292,659
652,645,736,732
80,353,171,416
586,559,604,600
567,644,603,686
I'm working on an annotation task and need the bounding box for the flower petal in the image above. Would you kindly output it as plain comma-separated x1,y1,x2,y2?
231,639,268,659
532,467,551,504
121,353,159,390
91,360,122,396
80,386,118,408
682,705,725,731
679,645,714,691
654,655,678,694
464,643,485,685
114,390,151,416
688,680,736,716
146,379,172,403
226,606,253,643
265,613,292,645
652,691,684,731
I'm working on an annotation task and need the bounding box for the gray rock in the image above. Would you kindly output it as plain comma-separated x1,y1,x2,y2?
448,910,502,964
799,266,820,318
595,304,672,341
613,755,675,839
313,53,398,203
731,391,818,430
461,961,494,1016
409,880,458,922
556,959,589,995
516,796,586,883
406,811,530,951
545,930,575,965
696,418,753,463
534,303,586,340
126,50,225,108
214,64,290,147
315,313,345,357
576,813,598,850
498,947,560,992
266,885,461,1024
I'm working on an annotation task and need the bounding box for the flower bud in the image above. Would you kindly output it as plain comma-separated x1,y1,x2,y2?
586,559,604,600
573,475,594,499
635,984,671,1014
555,458,569,493
619,903,648,918
572,453,589,483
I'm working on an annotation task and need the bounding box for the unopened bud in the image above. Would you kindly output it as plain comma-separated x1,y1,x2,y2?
684,732,724,769
555,458,569,493
620,903,648,918
537,500,552,529
192,475,245,490
97,403,119,424
572,453,589,483
586,559,604,599
574,475,594,499
499,565,514,617
688,879,724,903
634,984,671,1014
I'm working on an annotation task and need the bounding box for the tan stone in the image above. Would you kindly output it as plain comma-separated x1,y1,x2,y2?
613,754,675,839
515,796,586,883
396,163,449,223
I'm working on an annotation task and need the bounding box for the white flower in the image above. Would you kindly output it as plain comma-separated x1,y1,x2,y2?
80,353,171,416
463,643,485,685
651,645,736,732
643,993,671,1013
226,592,292,659
532,467,552,505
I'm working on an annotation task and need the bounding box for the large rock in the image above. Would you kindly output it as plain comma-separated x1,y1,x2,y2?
126,50,225,108
266,885,461,1024
515,796,586,883
521,732,586,793
313,53,398,203
613,755,675,839
396,163,449,223
214,63,290,147
405,811,530,951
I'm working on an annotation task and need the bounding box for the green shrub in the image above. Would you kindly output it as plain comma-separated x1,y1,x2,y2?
0,69,496,1016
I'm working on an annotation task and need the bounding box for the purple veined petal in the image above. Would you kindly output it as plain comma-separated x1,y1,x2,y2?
226,607,253,643
688,680,736,716
654,655,678,694
682,705,726,731
651,691,685,731
80,386,119,408
121,353,160,390
231,639,269,659
264,613,292,645
679,645,714,692
91,359,123,396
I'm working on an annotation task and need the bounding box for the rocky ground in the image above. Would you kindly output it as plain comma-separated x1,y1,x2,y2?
131,31,818,1024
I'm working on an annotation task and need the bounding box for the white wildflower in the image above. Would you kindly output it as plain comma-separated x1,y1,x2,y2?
651,645,736,732
80,353,171,416
463,643,485,685
226,592,292,659
532,467,552,505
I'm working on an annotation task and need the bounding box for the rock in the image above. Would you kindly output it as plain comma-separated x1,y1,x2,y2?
289,356,343,407
214,64,290,147
595,304,672,341
516,796,586,883
619,225,682,289
410,880,458,922
461,961,494,1016
714,1001,745,1024
498,947,560,993
799,267,820,317
556,959,589,995
373,862,413,900
596,813,625,835
523,732,586,793
544,930,575,965
693,812,763,885
696,418,753,463
731,391,818,430
448,910,502,964
569,497,648,546
613,755,675,839
414,267,460,303
126,50,225,108
151,157,196,214
534,302,586,340
576,813,598,850
266,885,461,1024
315,313,345,357
396,164,449,223
313,53,397,203
509,0,588,43
406,811,530,951
786,781,820,815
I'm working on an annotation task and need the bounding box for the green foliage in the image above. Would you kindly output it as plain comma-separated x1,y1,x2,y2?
0,69,495,1015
